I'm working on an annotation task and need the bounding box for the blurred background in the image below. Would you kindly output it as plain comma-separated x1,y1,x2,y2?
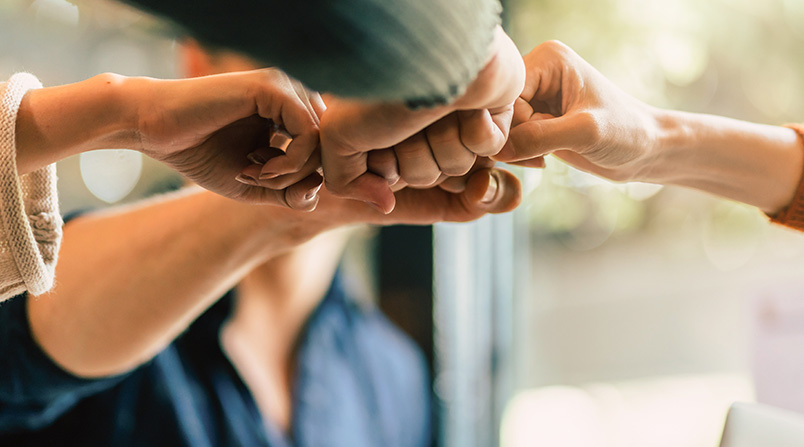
493,0,804,446
4,0,804,446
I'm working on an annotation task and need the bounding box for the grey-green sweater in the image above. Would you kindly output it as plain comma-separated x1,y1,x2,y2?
125,0,502,106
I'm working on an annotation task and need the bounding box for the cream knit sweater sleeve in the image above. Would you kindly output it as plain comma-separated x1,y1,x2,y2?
0,73,62,302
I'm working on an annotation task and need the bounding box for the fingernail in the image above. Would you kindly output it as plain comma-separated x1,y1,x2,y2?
387,174,400,186
259,171,279,180
247,152,268,165
481,171,499,204
368,201,388,214
304,183,323,201
235,173,259,186
270,127,293,151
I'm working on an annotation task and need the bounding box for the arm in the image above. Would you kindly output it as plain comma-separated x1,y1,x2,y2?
497,41,803,215
29,167,521,378
15,69,323,208
648,112,802,214
28,189,306,378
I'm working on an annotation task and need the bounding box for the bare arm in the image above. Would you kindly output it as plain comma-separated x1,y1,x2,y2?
28,189,313,378
498,41,803,214
645,111,802,214
28,167,521,378
15,70,323,208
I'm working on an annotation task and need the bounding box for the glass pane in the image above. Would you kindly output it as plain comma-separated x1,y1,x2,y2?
498,1,804,446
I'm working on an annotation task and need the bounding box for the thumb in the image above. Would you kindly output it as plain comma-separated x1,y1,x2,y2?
457,168,522,217
494,112,592,163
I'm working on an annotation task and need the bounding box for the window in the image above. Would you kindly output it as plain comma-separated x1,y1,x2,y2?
435,1,804,446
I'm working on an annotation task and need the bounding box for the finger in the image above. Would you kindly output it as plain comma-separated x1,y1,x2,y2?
367,148,400,186
321,148,396,213
318,99,425,212
284,172,324,211
326,171,396,214
307,90,327,119
459,168,522,215
436,156,496,193
256,73,321,178
269,125,293,151
426,113,476,176
495,113,594,163
512,97,535,127
259,130,319,179
230,177,292,207
457,108,510,157
438,175,469,194
290,79,320,124
390,168,521,224
256,149,322,189
245,146,284,166
394,131,442,187
509,156,546,169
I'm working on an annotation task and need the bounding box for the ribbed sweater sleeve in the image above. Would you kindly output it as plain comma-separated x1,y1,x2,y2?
124,0,502,106
0,74,62,302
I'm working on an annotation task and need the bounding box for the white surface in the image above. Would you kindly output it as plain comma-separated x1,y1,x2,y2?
752,287,804,414
501,374,753,447
80,149,142,204
720,402,804,447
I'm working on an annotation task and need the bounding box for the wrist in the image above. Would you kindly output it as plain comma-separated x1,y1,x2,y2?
220,193,344,259
647,109,804,213
638,107,694,185
14,73,139,174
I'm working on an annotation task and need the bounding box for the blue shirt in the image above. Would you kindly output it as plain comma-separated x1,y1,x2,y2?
0,276,432,446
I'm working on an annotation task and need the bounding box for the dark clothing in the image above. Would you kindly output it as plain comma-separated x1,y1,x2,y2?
125,0,501,106
0,276,432,446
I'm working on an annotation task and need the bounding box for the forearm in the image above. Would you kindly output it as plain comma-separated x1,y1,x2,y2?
14,73,138,175
646,109,803,213
27,189,327,378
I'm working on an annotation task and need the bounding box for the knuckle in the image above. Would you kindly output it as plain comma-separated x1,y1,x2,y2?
400,169,441,187
576,111,604,144
440,162,474,177
425,124,457,148
543,40,570,56
323,178,348,196
259,67,287,83
260,175,294,190
436,152,476,176
394,141,428,158
464,134,500,156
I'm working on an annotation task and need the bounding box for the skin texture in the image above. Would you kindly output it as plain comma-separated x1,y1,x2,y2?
15,70,323,209
21,43,522,430
14,26,524,215
315,26,526,213
27,168,519,423
497,40,804,214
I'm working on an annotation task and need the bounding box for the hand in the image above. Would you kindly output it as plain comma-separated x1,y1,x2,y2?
494,41,661,182
315,166,522,229
319,26,525,214
134,69,326,210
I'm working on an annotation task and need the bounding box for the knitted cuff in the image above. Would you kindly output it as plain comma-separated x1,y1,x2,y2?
768,124,804,231
0,73,62,300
